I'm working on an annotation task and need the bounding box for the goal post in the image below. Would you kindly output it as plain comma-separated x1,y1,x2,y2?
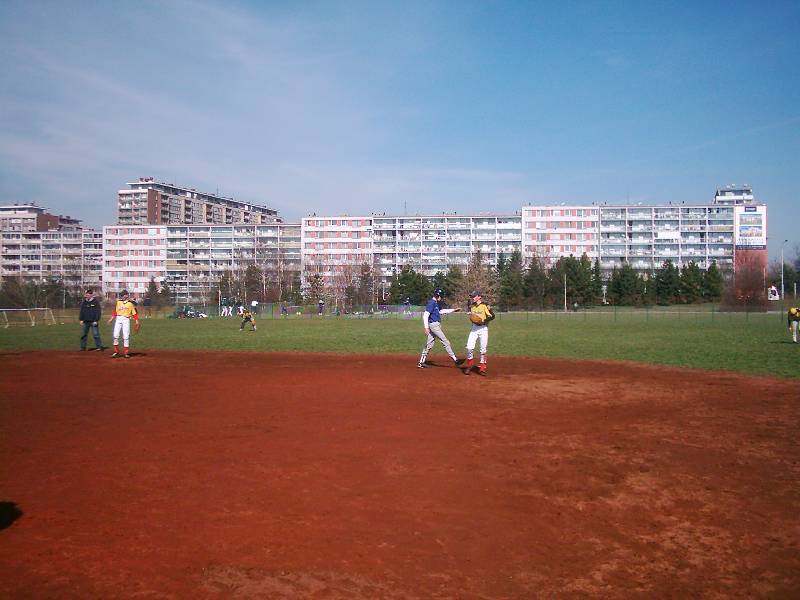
0,308,57,328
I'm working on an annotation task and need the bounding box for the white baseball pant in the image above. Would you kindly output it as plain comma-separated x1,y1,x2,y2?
466,324,488,363
113,316,131,347
420,321,457,363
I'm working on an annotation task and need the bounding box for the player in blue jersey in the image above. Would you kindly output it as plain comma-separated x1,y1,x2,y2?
417,288,465,368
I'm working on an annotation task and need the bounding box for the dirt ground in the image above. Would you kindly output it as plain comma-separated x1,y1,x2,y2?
1,350,799,599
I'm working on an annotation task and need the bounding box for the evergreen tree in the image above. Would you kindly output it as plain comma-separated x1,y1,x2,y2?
655,260,680,305
497,250,524,310
158,281,173,306
679,261,703,303
146,277,161,307
573,253,594,305
590,258,603,305
701,261,723,301
388,265,432,304
523,254,549,309
641,272,657,306
443,265,464,303
609,263,644,305
495,253,508,279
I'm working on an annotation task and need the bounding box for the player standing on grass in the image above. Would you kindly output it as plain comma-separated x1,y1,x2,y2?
240,307,257,332
108,289,139,358
464,290,495,375
418,288,464,368
788,307,800,343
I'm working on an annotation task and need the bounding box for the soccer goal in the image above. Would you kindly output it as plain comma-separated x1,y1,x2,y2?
0,308,57,328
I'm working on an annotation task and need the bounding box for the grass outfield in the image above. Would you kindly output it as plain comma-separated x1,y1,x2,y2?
1,311,797,378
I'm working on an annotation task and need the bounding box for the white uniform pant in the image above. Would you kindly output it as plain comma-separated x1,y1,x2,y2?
792,320,799,343
466,325,488,362
113,317,131,347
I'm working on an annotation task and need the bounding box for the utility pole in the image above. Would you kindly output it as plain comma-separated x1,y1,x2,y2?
781,239,788,300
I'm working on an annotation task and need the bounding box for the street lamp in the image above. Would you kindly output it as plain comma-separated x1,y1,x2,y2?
781,239,788,301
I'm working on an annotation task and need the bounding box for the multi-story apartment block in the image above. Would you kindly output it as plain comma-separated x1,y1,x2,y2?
522,206,599,263
164,223,301,303
371,214,522,282
301,216,374,289
0,204,85,232
0,230,103,289
521,194,765,275
102,226,168,298
103,224,302,303
117,177,280,226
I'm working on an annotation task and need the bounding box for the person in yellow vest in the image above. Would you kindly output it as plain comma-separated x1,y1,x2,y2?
463,290,495,375
107,290,140,358
788,307,800,344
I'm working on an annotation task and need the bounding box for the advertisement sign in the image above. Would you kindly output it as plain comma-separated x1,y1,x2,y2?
734,205,767,250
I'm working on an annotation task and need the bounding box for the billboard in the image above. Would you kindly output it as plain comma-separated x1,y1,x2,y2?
734,205,767,250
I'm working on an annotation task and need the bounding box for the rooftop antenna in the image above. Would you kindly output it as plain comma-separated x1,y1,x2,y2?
404,199,407,215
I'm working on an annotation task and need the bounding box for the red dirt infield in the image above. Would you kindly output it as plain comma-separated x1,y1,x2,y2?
1,350,799,599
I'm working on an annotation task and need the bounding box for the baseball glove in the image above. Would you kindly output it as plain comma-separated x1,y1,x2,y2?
469,313,484,325
133,321,141,333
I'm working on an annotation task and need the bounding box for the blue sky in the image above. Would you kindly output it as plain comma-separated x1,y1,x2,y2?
1,0,798,261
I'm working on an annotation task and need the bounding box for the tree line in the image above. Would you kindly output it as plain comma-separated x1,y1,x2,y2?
382,250,726,309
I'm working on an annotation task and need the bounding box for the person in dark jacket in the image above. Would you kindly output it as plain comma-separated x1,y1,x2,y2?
79,288,103,351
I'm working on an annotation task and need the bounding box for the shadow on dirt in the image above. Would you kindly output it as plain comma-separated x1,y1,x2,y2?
0,502,22,530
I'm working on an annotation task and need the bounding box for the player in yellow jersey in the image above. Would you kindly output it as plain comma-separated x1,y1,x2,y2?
107,290,139,358
240,308,257,332
788,307,800,343
463,290,495,375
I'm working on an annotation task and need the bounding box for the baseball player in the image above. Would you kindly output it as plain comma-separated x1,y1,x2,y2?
107,289,139,358
464,290,495,375
418,288,463,368
240,308,257,332
788,307,800,343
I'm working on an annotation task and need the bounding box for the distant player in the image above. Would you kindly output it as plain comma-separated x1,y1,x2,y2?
107,289,139,358
788,307,800,343
417,288,463,368
463,290,495,375
240,308,257,332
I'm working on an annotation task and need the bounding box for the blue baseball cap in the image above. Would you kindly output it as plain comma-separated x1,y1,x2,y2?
434,288,444,297
470,290,481,298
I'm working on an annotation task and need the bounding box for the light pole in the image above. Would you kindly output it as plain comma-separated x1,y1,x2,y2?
781,239,788,301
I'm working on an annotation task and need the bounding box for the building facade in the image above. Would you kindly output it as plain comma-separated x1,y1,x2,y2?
0,229,103,290
117,177,280,226
0,204,84,232
103,224,302,303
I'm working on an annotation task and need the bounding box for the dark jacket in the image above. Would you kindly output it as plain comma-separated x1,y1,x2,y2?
79,298,102,322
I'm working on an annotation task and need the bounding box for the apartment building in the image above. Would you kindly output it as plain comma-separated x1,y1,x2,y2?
0,204,84,232
164,223,301,303
520,197,765,274
371,214,522,282
117,177,280,226
301,216,374,289
522,206,599,262
102,226,167,298
0,229,103,289
103,224,302,303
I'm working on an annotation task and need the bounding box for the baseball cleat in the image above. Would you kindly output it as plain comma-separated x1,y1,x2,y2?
478,363,487,374
110,352,119,358
417,362,429,369
454,358,465,366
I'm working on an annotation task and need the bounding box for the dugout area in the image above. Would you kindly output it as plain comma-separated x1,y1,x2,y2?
1,351,799,598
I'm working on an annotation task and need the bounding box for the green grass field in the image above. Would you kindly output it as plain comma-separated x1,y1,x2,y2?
1,310,797,378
